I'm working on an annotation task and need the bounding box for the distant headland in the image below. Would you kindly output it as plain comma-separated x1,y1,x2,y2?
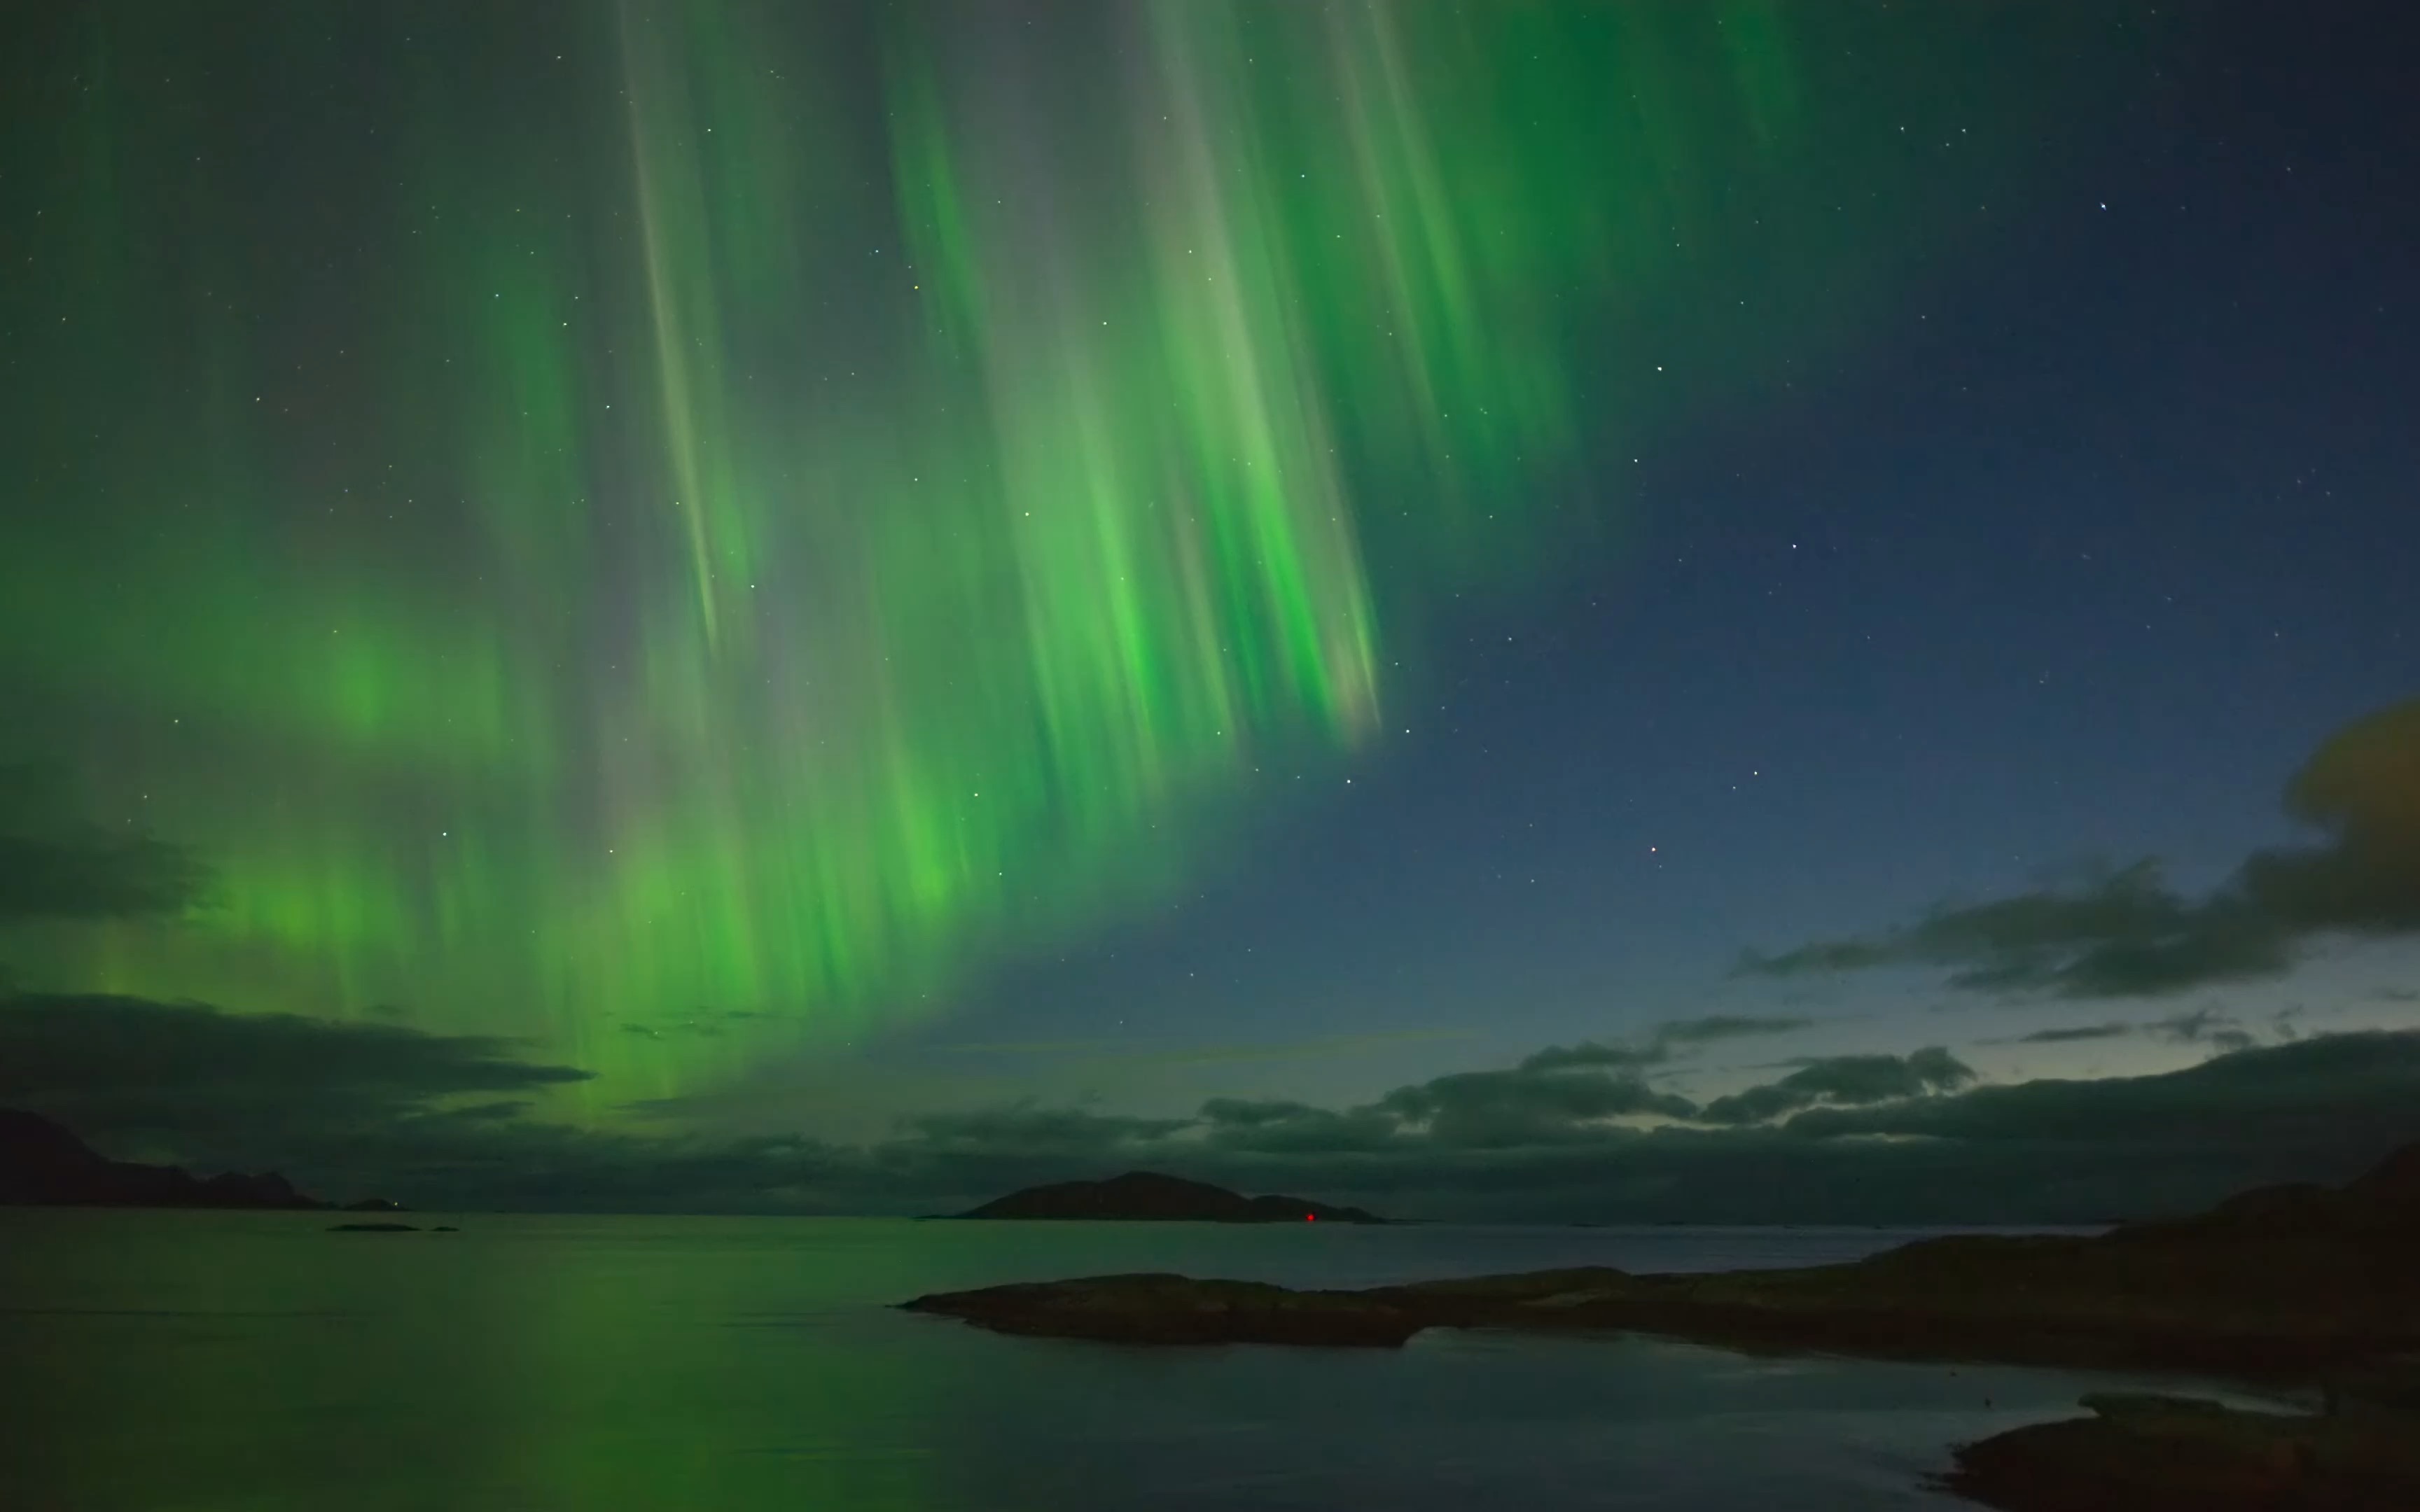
947,1170,1387,1224
0,1107,396,1212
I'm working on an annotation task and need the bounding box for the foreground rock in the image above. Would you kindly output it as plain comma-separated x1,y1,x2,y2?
907,1146,2420,1507
1945,1390,2420,1511
950,1170,1386,1224
904,1273,1424,1345
905,1139,2420,1378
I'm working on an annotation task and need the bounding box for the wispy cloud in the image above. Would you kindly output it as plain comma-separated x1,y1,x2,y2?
0,766,208,925
1739,699,2420,999
1696,1047,1974,1125
2010,1023,2134,1044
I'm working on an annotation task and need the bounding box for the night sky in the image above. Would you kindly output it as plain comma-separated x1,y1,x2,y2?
4,1,2417,1219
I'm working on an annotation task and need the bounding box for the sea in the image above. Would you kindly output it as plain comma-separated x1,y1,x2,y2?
0,1210,2302,1511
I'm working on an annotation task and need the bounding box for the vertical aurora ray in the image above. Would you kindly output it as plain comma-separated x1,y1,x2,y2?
0,2,2122,1103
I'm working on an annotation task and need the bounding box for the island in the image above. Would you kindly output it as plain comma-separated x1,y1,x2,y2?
904,1140,2420,1508
947,1170,1386,1224
0,1106,390,1212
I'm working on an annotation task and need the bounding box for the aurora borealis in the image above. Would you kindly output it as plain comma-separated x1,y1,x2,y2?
1,1,2071,1101
34,0,2395,1126
16,15,2420,1512
0,0,2416,1204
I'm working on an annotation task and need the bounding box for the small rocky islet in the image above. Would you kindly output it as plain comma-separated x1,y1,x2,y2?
943,1169,1386,1224
905,1143,2420,1508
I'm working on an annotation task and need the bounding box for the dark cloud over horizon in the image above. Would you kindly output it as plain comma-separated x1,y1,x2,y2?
2148,1007,2257,1053
0,993,592,1165
1696,1047,1975,1126
8,988,2419,1224
1738,699,2420,1000
2012,1023,2135,1044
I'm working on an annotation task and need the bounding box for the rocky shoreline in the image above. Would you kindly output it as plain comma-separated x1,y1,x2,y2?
905,1142,2420,1375
1942,1390,2420,1511
904,1140,2420,1506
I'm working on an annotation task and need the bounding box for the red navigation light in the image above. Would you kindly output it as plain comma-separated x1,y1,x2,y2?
1305,1212,1316,1222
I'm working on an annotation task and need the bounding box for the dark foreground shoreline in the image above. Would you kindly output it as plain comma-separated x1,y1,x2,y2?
1940,1390,2420,1511
904,1142,2420,1507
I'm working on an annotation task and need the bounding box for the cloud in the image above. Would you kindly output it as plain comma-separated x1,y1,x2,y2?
2012,1023,2134,1044
1737,697,2420,999
1516,1040,1667,1073
1739,860,2290,997
1509,1015,1814,1077
889,1103,1194,1157
1375,1063,1697,1148
1697,1047,1974,1124
2253,699,2420,932
1197,1098,1401,1154
853,1031,2420,1224
0,832,207,923
0,993,591,1158
1780,1030,2420,1156
0,767,208,924
1650,1013,1814,1046
13,989,2420,1226
2148,1007,2256,1053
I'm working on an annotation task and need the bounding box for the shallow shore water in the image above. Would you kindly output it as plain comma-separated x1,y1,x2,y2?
0,1210,2288,1511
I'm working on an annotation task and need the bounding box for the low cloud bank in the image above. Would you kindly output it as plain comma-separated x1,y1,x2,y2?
8,991,2417,1224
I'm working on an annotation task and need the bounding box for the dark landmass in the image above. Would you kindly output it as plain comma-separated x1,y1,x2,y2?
1945,1390,2420,1511
1,1106,401,1212
911,1271,1426,1345
950,1170,1387,1224
905,1142,2420,1508
328,1222,419,1232
905,1140,2420,1375
1,1107,324,1209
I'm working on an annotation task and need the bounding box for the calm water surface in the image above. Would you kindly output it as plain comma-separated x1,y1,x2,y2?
0,1211,2282,1511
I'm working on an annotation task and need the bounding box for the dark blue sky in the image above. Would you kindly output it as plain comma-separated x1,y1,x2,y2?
859,2,2420,1128
8,2,2420,1217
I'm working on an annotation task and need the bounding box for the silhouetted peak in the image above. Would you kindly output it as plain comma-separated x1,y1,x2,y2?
0,1107,109,1172
0,1105,328,1210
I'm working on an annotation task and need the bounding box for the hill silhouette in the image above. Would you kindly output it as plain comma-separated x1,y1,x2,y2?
953,1170,1386,1224
1,1107,325,1210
